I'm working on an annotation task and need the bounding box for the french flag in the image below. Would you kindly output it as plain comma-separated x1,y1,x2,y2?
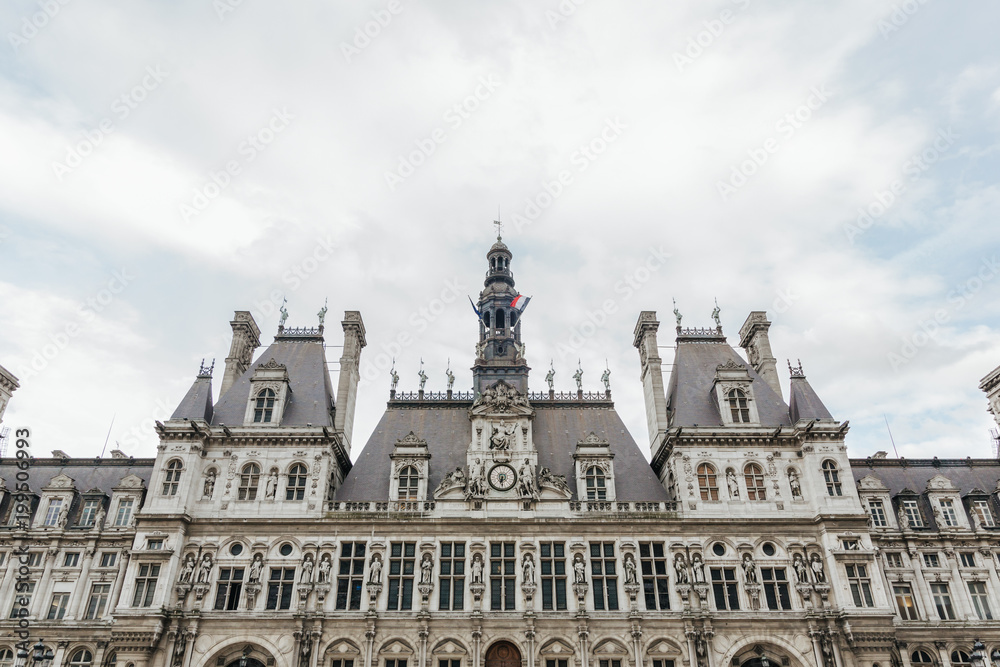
510,294,531,312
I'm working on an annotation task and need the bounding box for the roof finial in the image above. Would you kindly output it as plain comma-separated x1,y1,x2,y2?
493,206,503,241
711,298,721,330
279,297,289,329
317,297,328,326
672,298,682,329
198,358,215,377
788,359,805,378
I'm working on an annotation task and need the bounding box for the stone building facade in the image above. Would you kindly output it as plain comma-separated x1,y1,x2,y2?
1,239,998,667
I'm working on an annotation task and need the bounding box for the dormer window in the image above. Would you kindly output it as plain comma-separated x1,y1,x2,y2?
973,499,995,527
574,432,616,502
162,459,183,496
80,499,101,526
901,498,923,527
43,498,63,526
822,460,843,496
114,498,133,527
938,499,958,527
728,389,750,423
253,389,276,423
586,466,607,500
397,466,420,500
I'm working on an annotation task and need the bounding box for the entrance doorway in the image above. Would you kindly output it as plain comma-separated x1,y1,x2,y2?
485,642,522,667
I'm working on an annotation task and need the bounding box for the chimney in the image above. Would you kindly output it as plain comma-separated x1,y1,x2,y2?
633,311,669,456
220,311,261,398
739,311,783,400
334,311,367,454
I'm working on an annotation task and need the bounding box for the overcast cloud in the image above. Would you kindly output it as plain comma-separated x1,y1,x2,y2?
1,0,999,461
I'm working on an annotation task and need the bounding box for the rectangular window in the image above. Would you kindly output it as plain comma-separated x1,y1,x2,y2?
969,581,993,620
973,499,996,527
147,539,164,551
902,499,923,527
959,552,976,568
336,542,367,611
841,539,860,550
26,552,42,567
652,661,676,667
590,542,619,611
387,542,415,611
114,498,133,527
845,564,874,607
132,563,160,607
923,553,940,568
46,593,70,620
43,498,63,526
100,552,117,568
438,542,465,611
760,567,791,610
385,661,407,667
438,661,460,667
0,553,5,566
63,552,80,567
332,661,355,667
884,552,903,568
930,582,955,620
639,542,670,610
893,584,919,620
711,568,739,610
86,584,111,619
599,661,622,667
80,499,101,526
546,661,569,667
540,542,567,611
868,499,888,527
265,568,296,610
214,567,244,611
490,542,516,611
9,581,34,618
939,499,958,527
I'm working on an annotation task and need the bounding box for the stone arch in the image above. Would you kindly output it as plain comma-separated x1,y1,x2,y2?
431,640,469,658
377,639,415,658
197,638,285,667
324,639,362,659
592,638,630,660
485,641,522,667
722,639,811,667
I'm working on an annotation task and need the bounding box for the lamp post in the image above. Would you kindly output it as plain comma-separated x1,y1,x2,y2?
31,641,54,667
15,649,29,667
970,641,986,667
990,648,1000,667
238,646,252,667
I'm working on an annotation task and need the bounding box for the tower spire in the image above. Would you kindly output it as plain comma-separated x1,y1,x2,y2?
493,205,503,240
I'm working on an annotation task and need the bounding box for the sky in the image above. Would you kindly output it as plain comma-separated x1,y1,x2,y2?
1,0,999,462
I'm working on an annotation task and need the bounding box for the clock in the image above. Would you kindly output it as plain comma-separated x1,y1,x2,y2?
488,464,517,491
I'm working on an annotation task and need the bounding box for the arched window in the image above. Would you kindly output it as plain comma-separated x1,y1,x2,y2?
586,466,607,501
727,389,750,423
911,651,934,665
286,463,307,501
397,466,419,500
0,648,14,667
483,311,491,329
697,464,719,501
496,308,506,331
238,463,261,500
744,463,766,501
822,460,843,496
69,650,93,667
510,312,518,328
162,460,182,496
951,652,971,667
253,389,276,423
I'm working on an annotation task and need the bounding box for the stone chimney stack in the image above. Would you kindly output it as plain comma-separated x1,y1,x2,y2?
633,311,669,456
738,311,783,401
0,363,19,427
220,311,261,398
334,311,367,454
979,364,1000,431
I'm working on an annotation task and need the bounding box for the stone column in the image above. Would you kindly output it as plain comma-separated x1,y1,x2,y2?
472,627,482,667
630,623,642,667
809,631,825,667
943,549,972,620
685,629,699,667
0,542,19,614
31,548,58,617
53,641,70,667
577,623,590,667
68,548,97,619
110,551,132,611
904,549,933,618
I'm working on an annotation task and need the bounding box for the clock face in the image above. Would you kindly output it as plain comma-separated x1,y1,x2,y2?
489,464,517,491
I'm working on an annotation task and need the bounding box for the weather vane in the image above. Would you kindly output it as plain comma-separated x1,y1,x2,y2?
493,205,502,240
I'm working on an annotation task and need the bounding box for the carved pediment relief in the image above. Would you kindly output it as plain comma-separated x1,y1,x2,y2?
858,474,887,491
45,473,75,490
326,641,361,656
471,381,533,416
539,639,575,655
926,474,957,492
379,640,414,655
593,639,629,655
431,640,468,656
114,474,145,490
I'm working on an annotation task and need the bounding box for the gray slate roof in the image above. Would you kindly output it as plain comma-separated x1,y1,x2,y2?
666,338,792,428
171,376,214,421
788,376,833,422
335,404,669,502
210,337,335,427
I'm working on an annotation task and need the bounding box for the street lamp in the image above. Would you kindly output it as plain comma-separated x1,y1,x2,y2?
15,649,29,667
990,648,1000,667
238,646,252,667
31,641,54,667
970,641,986,667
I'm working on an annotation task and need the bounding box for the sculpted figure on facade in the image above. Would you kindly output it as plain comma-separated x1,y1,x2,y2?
788,469,802,499
390,362,399,393
572,363,583,391
727,470,740,498
466,459,486,500
197,554,213,583
601,367,611,392
490,421,516,450
810,553,826,583
897,505,910,529
741,553,758,584
248,554,264,583
418,359,428,392
674,553,689,584
517,459,537,499
545,362,555,391
93,504,106,529
573,553,587,584
368,555,383,584
691,553,706,583
471,553,484,584
318,554,331,583
435,467,467,496
301,554,314,583
265,470,278,499
420,552,434,584
623,553,638,585
522,553,535,583
203,469,216,498
446,364,455,391
792,553,808,583
538,467,570,494
178,554,196,584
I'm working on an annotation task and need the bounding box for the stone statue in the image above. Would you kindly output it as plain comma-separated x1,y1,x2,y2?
490,421,516,450
279,298,289,326
538,467,570,494
691,553,705,583
301,554,314,582
435,467,467,495
57,506,69,528
197,554,213,583
318,554,331,583
418,360,428,391
623,553,638,585
601,366,611,392
711,298,721,329
673,298,682,327
420,553,434,584
172,633,186,667
972,508,982,531
792,553,808,583
471,554,484,584
572,362,583,391
897,506,909,529
318,298,328,326
573,554,587,584
520,554,535,583
466,458,486,500
203,470,216,498
368,556,383,584
446,363,455,391
741,553,758,584
93,504,106,529
727,470,740,498
178,554,196,584
517,459,537,499
390,361,399,392
249,554,264,583
265,470,278,499
545,362,555,391
674,553,689,584
810,554,825,583
788,469,802,499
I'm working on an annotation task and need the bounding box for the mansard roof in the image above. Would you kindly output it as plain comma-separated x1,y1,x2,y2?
211,335,336,427
0,458,153,497
171,375,214,422
788,375,833,422
335,403,669,502
665,333,792,428
849,457,1000,497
